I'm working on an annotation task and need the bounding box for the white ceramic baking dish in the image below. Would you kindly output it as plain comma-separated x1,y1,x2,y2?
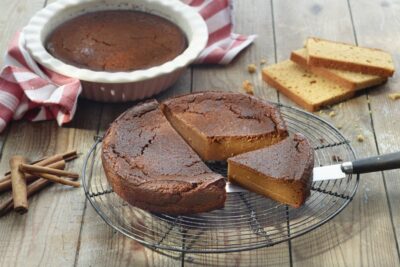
23,0,208,102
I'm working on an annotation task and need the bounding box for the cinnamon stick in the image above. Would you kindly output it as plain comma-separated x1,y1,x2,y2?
25,171,80,188
2,150,77,177
62,150,78,160
63,153,79,162
19,164,79,179
0,178,52,216
10,156,28,214
0,160,66,192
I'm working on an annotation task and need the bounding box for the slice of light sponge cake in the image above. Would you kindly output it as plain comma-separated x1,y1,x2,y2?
262,60,355,112
291,48,387,90
306,37,395,77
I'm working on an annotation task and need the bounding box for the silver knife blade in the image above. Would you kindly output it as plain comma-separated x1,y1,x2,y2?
225,181,248,193
226,163,348,193
312,164,346,182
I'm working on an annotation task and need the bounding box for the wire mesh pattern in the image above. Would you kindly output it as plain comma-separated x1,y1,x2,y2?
82,104,359,253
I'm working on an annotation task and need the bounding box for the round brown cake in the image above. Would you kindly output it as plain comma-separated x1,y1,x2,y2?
102,92,314,214
102,99,226,215
46,10,187,71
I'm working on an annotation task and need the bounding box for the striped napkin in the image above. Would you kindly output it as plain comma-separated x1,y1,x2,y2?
0,0,256,133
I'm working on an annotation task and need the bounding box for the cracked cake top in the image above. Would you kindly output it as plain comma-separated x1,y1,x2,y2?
228,133,314,183
101,99,226,214
46,10,187,71
161,91,288,138
102,99,222,185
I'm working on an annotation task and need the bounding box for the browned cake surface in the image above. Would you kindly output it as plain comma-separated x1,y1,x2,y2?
102,99,226,215
228,133,314,207
161,91,288,160
46,10,187,71
162,91,287,136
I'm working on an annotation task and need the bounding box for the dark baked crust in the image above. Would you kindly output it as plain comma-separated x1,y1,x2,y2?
229,133,314,182
228,133,314,206
160,91,289,161
161,91,288,139
46,11,187,72
162,91,288,140
102,99,226,215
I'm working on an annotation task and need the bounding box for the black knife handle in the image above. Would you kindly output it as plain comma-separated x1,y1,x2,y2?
350,151,400,174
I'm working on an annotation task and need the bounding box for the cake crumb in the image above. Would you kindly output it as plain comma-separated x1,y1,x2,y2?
332,155,343,162
260,59,267,65
247,64,257,73
242,80,254,95
336,125,343,130
329,111,336,117
357,134,365,142
388,93,400,100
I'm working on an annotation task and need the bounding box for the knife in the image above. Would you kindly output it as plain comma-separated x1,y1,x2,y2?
226,151,400,193
313,151,400,181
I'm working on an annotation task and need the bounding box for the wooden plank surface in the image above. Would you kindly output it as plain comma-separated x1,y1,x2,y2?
0,97,101,267
0,0,399,266
0,0,105,266
193,0,278,101
348,0,400,255
272,0,400,266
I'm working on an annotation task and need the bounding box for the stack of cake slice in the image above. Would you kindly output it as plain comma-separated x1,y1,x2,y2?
262,37,395,111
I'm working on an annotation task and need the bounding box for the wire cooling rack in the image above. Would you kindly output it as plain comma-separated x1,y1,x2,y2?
82,103,359,253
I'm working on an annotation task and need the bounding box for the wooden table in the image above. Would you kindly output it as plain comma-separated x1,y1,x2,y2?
1,0,399,266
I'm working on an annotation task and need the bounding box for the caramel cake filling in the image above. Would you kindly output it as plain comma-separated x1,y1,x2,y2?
228,133,314,208
161,91,288,161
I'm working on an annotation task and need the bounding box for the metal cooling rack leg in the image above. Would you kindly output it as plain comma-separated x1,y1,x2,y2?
180,228,206,253
286,205,293,266
313,140,350,150
87,188,114,198
240,194,273,244
180,227,187,267
310,186,352,200
156,216,182,246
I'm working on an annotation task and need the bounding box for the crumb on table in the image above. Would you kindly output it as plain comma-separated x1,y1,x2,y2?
332,155,343,162
329,111,336,117
242,80,254,95
388,93,400,100
260,59,267,65
357,134,365,142
247,64,257,73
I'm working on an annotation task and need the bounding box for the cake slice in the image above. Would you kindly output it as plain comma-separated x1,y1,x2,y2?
291,48,387,90
306,37,395,77
227,133,314,208
161,91,288,161
262,60,355,112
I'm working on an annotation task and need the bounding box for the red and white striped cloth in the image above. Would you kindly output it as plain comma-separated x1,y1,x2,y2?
186,0,257,64
0,0,256,133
